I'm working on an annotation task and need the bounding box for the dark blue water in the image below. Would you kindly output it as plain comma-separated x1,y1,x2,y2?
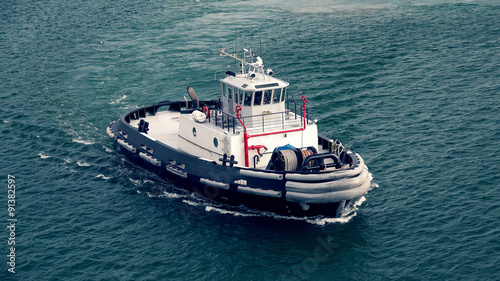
1,0,499,280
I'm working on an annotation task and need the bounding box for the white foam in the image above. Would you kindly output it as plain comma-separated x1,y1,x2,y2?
95,174,111,180
128,178,144,186
148,191,184,199
38,152,51,159
326,196,367,223
72,138,95,145
148,189,366,225
305,216,353,226
182,199,198,206
204,205,261,217
77,161,91,167
201,202,359,226
111,94,127,104
160,191,184,199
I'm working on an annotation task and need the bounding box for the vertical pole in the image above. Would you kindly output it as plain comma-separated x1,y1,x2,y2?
235,105,249,167
262,114,265,132
301,94,309,129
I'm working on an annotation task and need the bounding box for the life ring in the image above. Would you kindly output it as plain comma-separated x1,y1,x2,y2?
202,106,209,118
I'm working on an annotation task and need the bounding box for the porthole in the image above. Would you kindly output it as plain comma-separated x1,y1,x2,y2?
213,138,218,148
192,127,197,137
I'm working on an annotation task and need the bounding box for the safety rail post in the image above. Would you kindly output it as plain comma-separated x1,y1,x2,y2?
262,114,265,132
301,94,309,129
287,92,298,120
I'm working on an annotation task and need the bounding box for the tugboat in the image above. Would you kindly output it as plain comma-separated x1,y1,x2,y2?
107,48,371,218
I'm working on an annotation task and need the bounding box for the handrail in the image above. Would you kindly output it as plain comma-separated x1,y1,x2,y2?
301,153,342,172
206,101,306,134
236,94,310,167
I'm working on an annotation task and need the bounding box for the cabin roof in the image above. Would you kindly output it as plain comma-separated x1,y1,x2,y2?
220,74,289,91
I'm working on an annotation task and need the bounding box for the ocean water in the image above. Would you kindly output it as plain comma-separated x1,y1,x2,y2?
1,0,499,280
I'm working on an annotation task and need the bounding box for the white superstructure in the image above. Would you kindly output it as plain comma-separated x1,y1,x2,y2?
173,48,318,168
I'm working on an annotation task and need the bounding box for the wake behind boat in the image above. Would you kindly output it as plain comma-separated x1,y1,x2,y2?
107,48,371,218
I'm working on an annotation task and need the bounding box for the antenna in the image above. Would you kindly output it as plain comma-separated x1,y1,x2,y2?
259,28,262,58
243,48,249,75
234,31,237,72
219,48,266,79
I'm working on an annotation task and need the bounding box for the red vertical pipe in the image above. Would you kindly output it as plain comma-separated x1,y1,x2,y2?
236,95,309,168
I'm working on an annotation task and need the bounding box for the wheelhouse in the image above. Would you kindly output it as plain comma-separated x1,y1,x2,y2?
218,49,289,118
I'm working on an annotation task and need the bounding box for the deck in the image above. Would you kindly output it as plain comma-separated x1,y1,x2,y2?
129,111,181,148
128,108,305,149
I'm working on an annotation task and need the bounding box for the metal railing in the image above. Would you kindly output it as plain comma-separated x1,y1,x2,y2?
205,92,308,135
206,108,238,134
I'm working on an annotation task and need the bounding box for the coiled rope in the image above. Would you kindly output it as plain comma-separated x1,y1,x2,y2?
280,149,298,171
301,147,318,167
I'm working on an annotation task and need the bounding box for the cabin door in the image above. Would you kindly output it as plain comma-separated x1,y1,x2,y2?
227,86,234,115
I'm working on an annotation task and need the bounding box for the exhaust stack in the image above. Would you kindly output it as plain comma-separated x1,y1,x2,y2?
186,86,199,109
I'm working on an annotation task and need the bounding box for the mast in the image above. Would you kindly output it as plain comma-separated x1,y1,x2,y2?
219,48,266,80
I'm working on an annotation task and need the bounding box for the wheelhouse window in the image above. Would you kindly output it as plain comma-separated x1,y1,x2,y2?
254,91,263,106
273,88,281,103
235,88,239,104
228,86,233,100
264,89,272,105
244,91,253,106
281,87,287,102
